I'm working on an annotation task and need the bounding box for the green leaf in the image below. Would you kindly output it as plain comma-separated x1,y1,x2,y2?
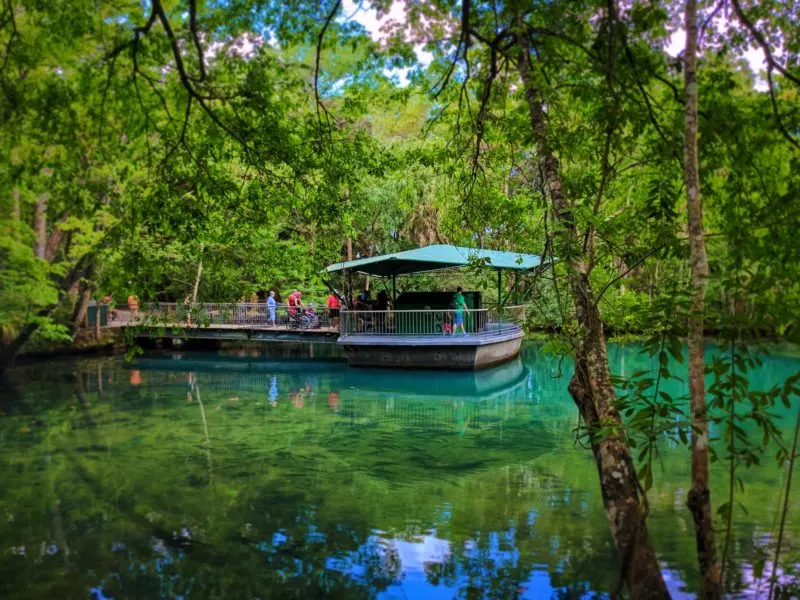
668,336,683,364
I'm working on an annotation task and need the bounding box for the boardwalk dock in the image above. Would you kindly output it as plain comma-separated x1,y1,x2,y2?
111,301,525,369
111,303,340,343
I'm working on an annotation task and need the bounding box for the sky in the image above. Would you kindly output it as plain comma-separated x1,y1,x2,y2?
665,20,768,90
341,0,432,84
341,0,768,90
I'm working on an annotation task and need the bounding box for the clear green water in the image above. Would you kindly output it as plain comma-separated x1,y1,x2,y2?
0,343,798,599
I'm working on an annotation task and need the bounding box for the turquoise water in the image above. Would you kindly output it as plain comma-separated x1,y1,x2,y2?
0,343,798,599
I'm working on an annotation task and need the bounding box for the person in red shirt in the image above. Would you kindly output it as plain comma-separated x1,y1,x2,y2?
287,289,302,317
326,292,341,328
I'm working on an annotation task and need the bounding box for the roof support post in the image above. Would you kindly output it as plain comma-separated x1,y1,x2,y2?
392,274,396,304
497,269,503,332
346,268,352,309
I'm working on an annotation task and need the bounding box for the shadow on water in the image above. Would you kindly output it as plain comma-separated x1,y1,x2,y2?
0,342,798,599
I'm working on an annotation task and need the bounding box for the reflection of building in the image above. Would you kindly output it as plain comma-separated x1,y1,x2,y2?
132,353,529,394
128,353,540,431
335,397,523,432
73,347,581,431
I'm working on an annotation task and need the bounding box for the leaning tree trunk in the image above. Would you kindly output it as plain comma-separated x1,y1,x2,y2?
191,245,204,303
35,193,47,259
72,283,94,330
515,24,670,600
11,187,20,239
0,258,88,373
683,0,722,596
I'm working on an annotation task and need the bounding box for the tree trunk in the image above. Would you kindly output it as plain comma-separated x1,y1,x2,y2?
346,236,354,305
94,294,101,341
191,246,204,303
0,258,88,372
44,213,71,263
11,187,20,239
72,283,94,330
35,193,47,259
769,407,800,600
683,0,722,596
515,23,670,599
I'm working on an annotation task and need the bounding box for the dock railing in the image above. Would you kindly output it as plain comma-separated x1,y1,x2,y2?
110,302,525,339
115,302,336,330
339,305,524,339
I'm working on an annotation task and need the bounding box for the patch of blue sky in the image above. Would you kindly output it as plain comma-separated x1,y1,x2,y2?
340,0,432,86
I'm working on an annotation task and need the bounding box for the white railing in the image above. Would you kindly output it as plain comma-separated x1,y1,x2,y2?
119,302,337,330
339,306,524,339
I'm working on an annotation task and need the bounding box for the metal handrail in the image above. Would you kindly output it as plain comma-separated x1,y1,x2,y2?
339,307,522,338
116,302,338,330
111,302,524,339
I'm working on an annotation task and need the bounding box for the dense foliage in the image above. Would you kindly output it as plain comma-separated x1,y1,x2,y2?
0,0,797,340
1,0,799,597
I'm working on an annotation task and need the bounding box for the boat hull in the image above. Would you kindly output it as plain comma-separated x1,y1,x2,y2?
340,331,523,370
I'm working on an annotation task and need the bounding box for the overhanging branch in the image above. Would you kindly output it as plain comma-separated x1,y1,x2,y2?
314,0,342,134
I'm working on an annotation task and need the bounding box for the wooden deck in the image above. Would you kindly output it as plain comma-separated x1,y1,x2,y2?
124,321,340,343
110,304,525,361
111,321,338,334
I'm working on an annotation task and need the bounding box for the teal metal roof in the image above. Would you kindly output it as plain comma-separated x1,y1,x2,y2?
325,244,542,277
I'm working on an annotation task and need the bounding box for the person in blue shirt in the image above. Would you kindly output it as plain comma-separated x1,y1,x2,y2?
357,289,371,309
268,376,278,407
267,290,277,326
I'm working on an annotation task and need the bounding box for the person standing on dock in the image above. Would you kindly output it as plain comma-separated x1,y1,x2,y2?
356,289,371,309
453,287,469,336
326,291,340,328
267,291,277,326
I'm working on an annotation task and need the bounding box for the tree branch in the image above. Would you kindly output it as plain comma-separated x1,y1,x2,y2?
468,46,497,187
162,95,193,165
596,244,664,302
103,6,157,62
314,0,341,132
699,0,725,43
188,0,207,82
0,0,19,79
765,65,800,152
729,0,800,89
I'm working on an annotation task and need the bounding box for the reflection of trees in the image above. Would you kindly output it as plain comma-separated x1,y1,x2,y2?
187,373,213,485
1,353,799,599
0,365,413,598
415,465,619,598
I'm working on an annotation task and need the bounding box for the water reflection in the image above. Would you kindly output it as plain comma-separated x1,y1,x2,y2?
0,344,798,599
132,350,531,397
